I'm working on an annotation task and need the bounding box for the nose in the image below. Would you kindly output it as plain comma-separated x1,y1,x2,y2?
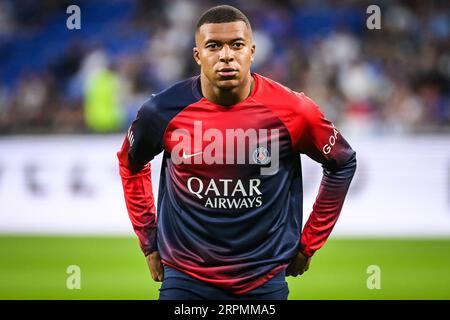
219,45,234,63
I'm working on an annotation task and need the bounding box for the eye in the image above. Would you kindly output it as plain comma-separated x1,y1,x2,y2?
233,42,245,48
206,43,219,49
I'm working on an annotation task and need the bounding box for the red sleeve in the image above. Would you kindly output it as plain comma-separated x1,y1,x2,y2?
295,93,357,257
117,133,158,257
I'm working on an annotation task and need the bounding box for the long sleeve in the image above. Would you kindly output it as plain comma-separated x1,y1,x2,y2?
117,98,164,256
300,153,356,257
295,93,357,257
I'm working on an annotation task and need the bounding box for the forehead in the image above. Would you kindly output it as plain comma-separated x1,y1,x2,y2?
196,21,252,43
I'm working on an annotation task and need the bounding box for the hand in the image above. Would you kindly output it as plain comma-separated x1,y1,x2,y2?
146,251,164,282
286,250,311,277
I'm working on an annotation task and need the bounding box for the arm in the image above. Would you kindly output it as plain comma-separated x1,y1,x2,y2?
288,94,356,275
117,99,164,281
300,152,356,257
117,136,157,256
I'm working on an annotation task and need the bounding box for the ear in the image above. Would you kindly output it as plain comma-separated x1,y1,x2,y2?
250,43,256,62
193,47,201,66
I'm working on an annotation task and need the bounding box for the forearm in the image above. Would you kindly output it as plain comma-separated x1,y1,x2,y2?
118,138,157,256
300,152,357,257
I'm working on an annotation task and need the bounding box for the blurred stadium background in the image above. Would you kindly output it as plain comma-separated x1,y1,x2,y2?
0,0,449,299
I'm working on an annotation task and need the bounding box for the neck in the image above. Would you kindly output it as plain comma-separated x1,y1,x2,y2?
200,73,253,106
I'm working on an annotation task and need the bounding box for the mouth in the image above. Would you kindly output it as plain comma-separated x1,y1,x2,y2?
217,68,238,78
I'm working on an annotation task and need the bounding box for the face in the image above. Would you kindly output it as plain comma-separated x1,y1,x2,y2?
194,21,255,91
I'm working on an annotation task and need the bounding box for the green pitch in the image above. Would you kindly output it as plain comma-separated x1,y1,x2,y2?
0,236,449,300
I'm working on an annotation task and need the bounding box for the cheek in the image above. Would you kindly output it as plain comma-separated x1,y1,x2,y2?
237,53,252,68
204,56,219,72
199,53,213,63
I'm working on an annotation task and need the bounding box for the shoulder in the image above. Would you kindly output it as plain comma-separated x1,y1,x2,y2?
253,73,319,118
139,76,202,118
254,73,296,98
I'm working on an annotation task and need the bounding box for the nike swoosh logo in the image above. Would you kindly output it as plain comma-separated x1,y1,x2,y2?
182,151,203,159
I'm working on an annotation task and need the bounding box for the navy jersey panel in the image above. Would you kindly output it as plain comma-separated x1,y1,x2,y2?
156,74,306,294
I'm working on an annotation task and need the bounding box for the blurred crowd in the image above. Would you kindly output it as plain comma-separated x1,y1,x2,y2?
0,0,448,135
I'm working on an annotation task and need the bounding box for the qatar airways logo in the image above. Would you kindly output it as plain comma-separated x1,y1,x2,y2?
187,177,262,209
170,121,279,175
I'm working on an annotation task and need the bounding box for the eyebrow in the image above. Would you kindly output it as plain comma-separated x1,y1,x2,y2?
204,37,246,45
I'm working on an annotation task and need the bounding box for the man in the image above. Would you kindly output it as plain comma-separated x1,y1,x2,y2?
118,5,356,300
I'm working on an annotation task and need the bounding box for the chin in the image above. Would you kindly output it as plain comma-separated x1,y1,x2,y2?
216,78,241,91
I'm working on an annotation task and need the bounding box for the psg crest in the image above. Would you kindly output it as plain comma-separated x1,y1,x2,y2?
252,147,271,165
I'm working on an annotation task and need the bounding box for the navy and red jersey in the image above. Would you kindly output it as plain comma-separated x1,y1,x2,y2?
117,73,356,295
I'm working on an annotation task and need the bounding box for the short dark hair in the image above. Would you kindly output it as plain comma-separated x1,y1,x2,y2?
196,5,251,31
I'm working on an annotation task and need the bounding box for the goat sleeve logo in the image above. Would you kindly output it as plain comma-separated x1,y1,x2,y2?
322,125,340,155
